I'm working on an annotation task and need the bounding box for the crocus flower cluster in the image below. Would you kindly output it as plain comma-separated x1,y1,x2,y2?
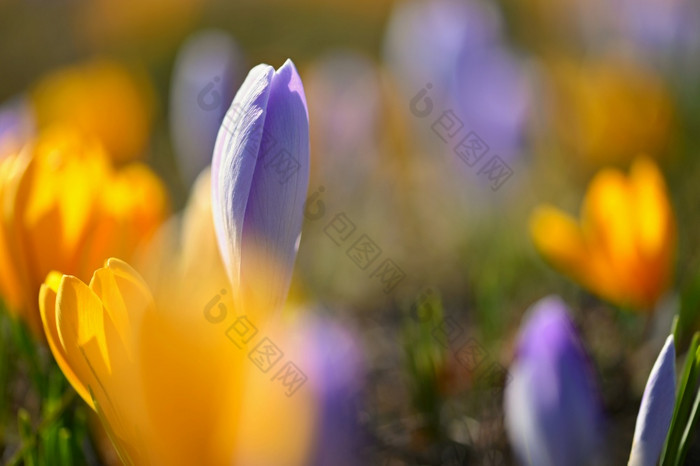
1,5,696,462
39,59,316,465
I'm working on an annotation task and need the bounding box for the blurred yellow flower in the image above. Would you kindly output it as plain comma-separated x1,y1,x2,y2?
530,157,675,311
80,0,203,46
32,59,154,163
550,60,672,165
0,126,167,335
39,171,316,465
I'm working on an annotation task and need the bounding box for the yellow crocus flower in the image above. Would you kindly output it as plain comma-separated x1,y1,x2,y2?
0,126,167,335
530,157,675,311
550,60,672,166
32,59,154,163
39,170,316,466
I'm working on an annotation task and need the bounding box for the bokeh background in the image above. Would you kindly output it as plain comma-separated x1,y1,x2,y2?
2,0,700,464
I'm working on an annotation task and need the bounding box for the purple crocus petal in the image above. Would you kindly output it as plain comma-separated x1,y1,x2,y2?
628,335,676,466
504,296,604,466
212,59,309,317
170,30,242,186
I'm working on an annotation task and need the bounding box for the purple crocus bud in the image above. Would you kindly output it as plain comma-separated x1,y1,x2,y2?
504,296,604,466
628,335,676,466
211,59,309,318
170,30,243,186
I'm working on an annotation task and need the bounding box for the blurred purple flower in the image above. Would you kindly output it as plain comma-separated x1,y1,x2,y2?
613,0,700,59
452,45,530,164
170,30,243,185
0,96,34,158
211,59,309,316
296,315,366,466
573,0,700,67
384,0,501,100
383,0,530,165
628,335,676,466
504,296,604,466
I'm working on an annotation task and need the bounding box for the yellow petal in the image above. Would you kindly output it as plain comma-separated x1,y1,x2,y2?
136,286,244,465
84,163,168,279
179,168,224,281
582,168,637,268
630,156,674,259
88,260,147,360
230,324,316,466
581,168,649,305
40,271,93,408
54,273,121,412
0,151,33,316
630,156,675,306
530,203,631,307
24,128,108,254
530,205,589,274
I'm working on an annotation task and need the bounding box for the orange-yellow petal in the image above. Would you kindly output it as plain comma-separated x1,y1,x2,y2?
40,271,93,408
581,168,638,273
630,156,674,259
0,126,168,339
530,205,589,274
0,151,33,316
56,275,112,377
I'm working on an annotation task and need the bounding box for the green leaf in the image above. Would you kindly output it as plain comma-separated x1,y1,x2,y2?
17,409,37,466
42,423,59,463
10,316,46,398
401,288,447,438
0,308,11,446
676,374,700,466
661,332,700,465
58,428,73,466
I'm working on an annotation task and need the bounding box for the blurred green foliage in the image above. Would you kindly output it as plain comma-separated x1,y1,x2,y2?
0,306,92,464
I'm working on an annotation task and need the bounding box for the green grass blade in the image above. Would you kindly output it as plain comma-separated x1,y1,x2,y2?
58,428,73,466
17,409,37,466
661,332,700,465
676,377,700,466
